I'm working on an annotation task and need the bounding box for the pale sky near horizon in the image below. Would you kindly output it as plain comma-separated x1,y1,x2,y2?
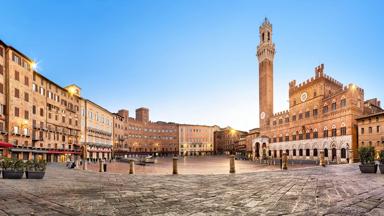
1,0,383,131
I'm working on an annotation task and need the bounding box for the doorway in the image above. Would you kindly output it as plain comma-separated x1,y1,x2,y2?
332,148,337,161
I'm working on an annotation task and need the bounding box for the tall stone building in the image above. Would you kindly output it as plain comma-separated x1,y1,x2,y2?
253,19,380,163
0,40,82,161
258,18,275,129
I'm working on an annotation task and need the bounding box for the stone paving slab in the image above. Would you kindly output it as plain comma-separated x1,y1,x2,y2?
0,163,384,215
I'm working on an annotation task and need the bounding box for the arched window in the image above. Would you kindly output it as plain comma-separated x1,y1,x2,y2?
286,149,289,155
324,148,328,157
299,149,303,156
262,33,265,42
279,150,283,157
293,149,296,156
306,149,310,156
268,32,270,41
268,150,271,156
273,150,277,158
341,148,346,158
313,148,318,157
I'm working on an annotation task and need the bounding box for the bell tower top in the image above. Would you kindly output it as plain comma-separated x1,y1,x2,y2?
257,18,275,62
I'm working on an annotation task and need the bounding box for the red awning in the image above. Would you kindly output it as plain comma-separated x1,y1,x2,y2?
0,141,14,148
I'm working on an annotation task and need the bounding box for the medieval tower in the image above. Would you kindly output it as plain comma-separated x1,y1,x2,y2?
257,18,275,128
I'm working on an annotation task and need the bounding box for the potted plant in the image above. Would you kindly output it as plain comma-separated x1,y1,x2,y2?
1,158,25,179
378,150,384,174
25,159,47,179
358,146,377,173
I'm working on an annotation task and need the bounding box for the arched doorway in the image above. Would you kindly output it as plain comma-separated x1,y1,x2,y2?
332,148,337,161
324,148,328,157
255,142,260,158
341,148,346,159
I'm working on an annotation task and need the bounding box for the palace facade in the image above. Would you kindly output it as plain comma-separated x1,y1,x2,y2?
253,19,382,163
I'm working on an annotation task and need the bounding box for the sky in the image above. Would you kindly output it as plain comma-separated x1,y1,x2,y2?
1,0,383,131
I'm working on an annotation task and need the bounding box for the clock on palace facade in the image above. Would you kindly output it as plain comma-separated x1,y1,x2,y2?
300,92,308,102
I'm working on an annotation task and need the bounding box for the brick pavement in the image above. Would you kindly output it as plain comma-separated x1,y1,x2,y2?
0,163,384,215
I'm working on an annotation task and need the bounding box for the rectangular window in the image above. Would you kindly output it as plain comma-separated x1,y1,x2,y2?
15,107,19,117
0,64,3,75
332,128,337,137
14,88,20,98
323,130,328,138
341,99,346,107
361,128,364,134
15,70,19,81
332,102,337,111
24,110,29,120
40,108,44,117
299,113,303,120
24,92,29,102
0,83,3,94
24,76,29,86
305,111,310,118
313,109,318,117
323,106,328,114
377,126,380,133
306,132,310,139
369,127,372,133
285,136,289,141
279,137,283,142
0,47,3,57
278,119,283,124
341,127,347,135
285,117,289,123
292,115,296,121
313,131,318,138
32,105,36,114
299,134,303,140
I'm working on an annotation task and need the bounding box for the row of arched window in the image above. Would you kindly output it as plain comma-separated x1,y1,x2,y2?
268,148,347,158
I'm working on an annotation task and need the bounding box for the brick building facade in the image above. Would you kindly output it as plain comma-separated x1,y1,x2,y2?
356,111,384,156
214,127,248,155
0,40,82,161
113,108,179,157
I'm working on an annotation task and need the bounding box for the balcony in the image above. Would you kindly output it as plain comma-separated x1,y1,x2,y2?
32,135,44,141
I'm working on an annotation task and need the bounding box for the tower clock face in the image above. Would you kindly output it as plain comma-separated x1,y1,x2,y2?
260,112,266,120
300,92,308,102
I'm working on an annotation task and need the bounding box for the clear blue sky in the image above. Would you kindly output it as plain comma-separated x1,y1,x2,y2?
1,0,383,131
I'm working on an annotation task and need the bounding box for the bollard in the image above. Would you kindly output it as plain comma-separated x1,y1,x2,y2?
75,160,79,169
282,153,288,170
99,159,103,172
173,157,178,175
229,155,235,174
82,159,87,170
129,160,135,174
319,150,325,167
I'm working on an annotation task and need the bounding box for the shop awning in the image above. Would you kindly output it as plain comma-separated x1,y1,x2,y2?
0,141,14,148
